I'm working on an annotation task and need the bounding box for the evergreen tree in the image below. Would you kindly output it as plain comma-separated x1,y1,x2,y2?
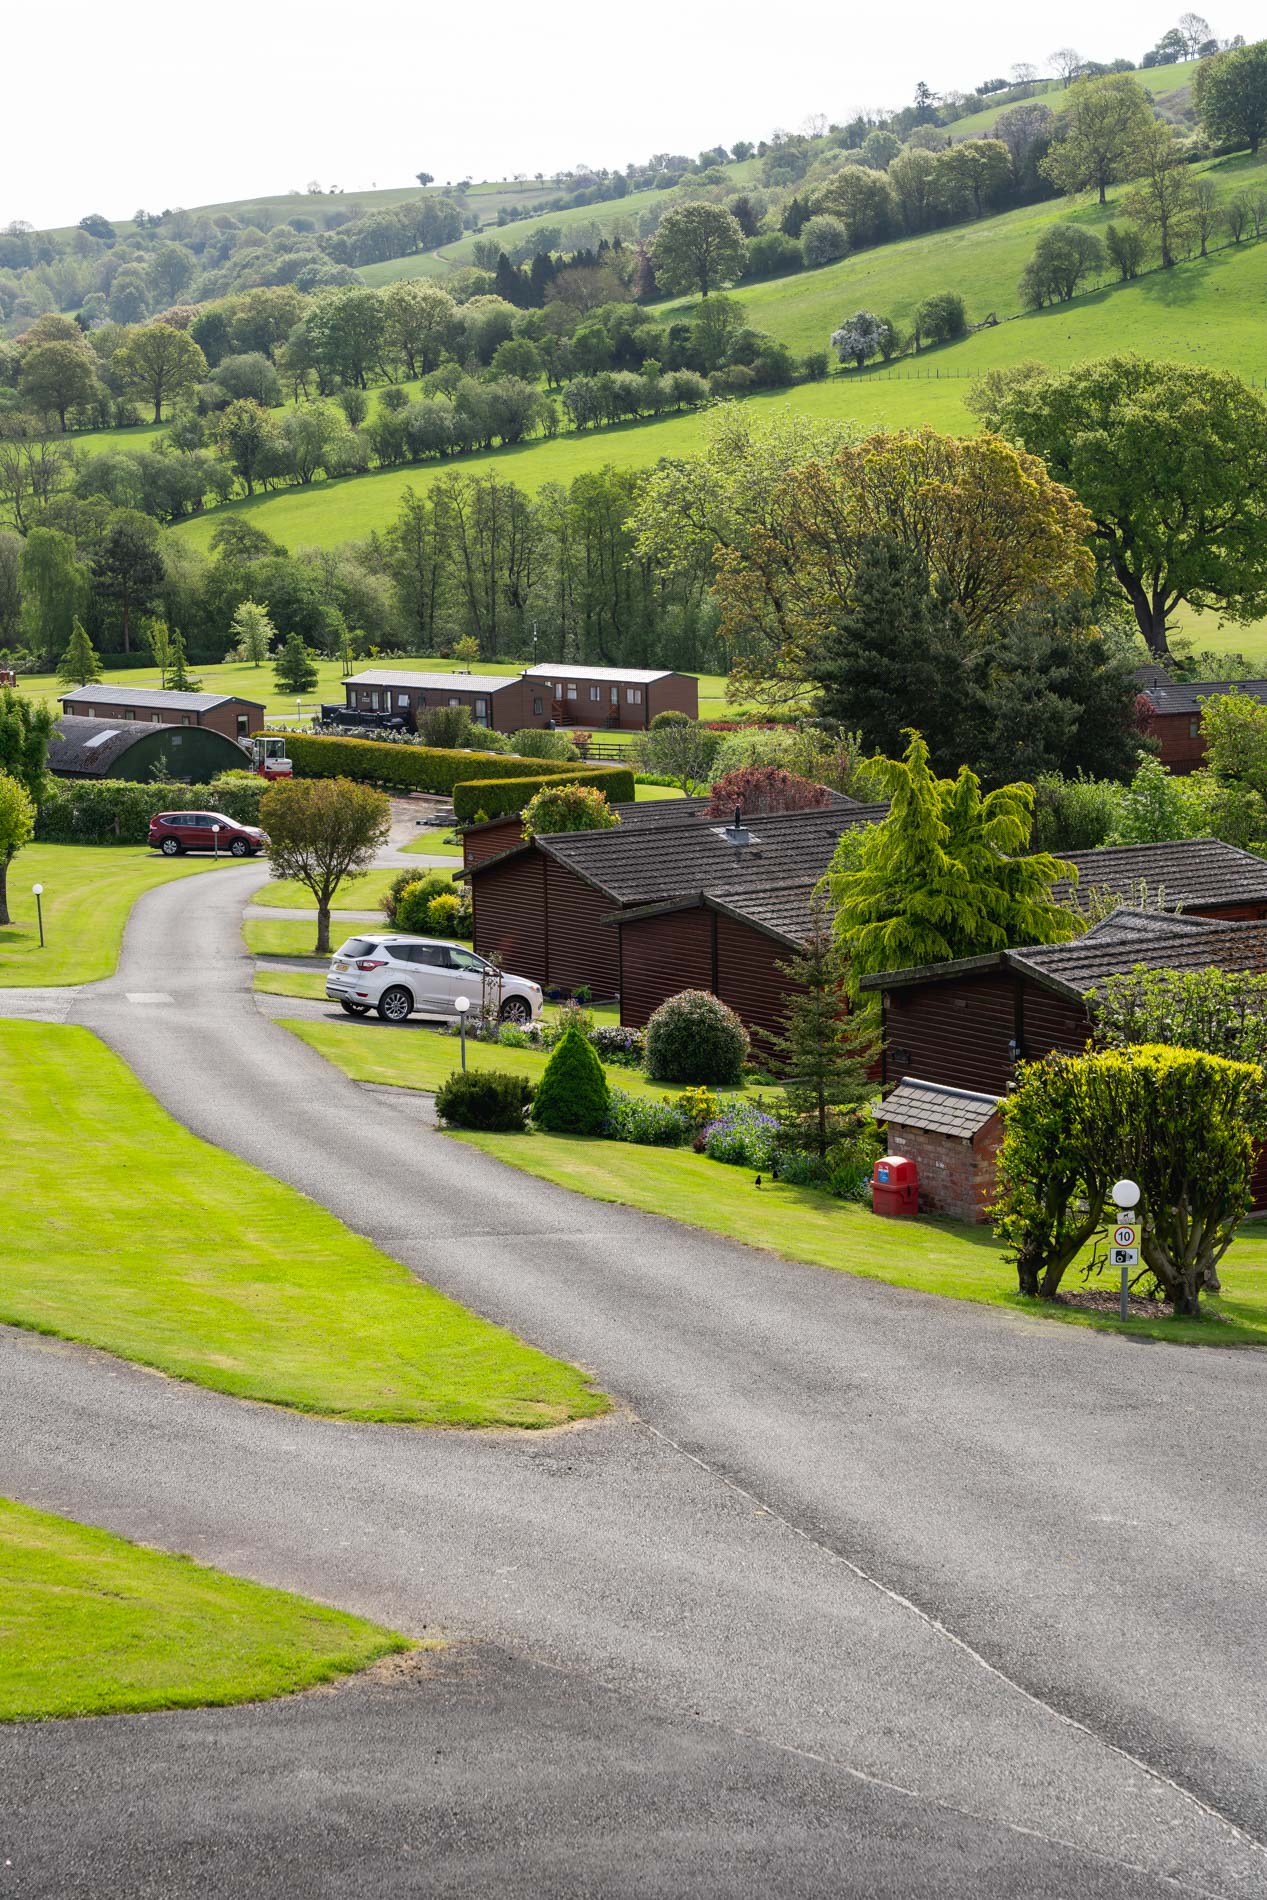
765,902,879,1159
828,732,1078,987
166,629,201,692
56,617,101,688
273,632,319,695
228,599,276,667
531,1024,610,1134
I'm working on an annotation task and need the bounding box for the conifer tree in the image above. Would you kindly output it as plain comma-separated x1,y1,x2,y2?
273,631,319,695
828,732,1078,987
765,901,879,1159
56,617,101,688
166,628,201,693
531,1024,610,1134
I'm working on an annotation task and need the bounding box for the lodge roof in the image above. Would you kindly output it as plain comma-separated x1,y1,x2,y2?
344,669,521,693
522,663,677,684
1055,839,1267,914
873,1077,1001,1140
47,716,164,776
606,878,826,950
1134,670,1267,716
61,684,264,713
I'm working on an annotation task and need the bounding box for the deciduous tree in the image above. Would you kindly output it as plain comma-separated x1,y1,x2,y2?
260,776,391,954
0,772,35,928
650,203,747,297
0,686,52,926
1121,121,1196,267
17,342,99,431
1196,39,1267,155
112,324,206,422
1040,74,1153,204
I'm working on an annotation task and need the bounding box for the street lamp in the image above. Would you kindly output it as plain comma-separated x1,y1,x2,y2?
1111,1178,1141,1320
455,994,470,1071
212,823,221,859
31,883,43,949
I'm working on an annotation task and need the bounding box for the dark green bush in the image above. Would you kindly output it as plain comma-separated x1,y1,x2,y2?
650,709,691,731
286,732,541,795
452,765,634,822
645,990,750,1085
35,776,267,845
435,1069,534,1132
531,1024,610,1134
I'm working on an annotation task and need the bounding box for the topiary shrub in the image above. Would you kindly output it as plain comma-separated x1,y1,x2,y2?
645,990,750,1086
650,709,691,731
435,1069,534,1132
531,1023,610,1134
522,782,619,837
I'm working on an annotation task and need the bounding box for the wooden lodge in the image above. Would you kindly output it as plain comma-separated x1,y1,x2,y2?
342,663,698,736
1135,667,1267,775
60,684,266,740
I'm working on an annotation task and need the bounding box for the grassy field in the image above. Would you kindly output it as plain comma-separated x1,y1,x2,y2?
452,1126,1267,1350
246,917,375,955
401,831,465,855
945,57,1201,141
1,1020,605,1426
0,1497,409,1723
0,846,238,989
283,1015,753,1104
253,868,404,912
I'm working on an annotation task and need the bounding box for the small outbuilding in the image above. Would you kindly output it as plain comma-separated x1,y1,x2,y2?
47,716,250,784
60,684,266,740
1135,668,1267,775
871,1078,1003,1225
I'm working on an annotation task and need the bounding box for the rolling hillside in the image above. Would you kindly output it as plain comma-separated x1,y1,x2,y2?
944,55,1201,140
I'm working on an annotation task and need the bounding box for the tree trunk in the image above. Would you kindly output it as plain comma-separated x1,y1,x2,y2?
153,397,163,424
1098,181,1107,206
315,904,331,956
0,850,11,927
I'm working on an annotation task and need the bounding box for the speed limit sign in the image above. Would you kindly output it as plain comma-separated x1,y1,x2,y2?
1113,1224,1138,1249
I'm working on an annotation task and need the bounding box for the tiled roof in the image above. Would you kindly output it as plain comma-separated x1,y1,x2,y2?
709,881,824,948
537,804,890,905
344,669,520,693
1013,911,1267,999
1056,839,1267,913
48,716,157,775
1135,672,1267,716
61,683,263,713
873,1078,1001,1139
522,663,675,684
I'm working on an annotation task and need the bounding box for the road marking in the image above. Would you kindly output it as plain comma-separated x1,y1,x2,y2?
125,992,175,1005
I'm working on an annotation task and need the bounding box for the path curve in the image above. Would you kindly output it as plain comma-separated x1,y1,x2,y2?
3,864,1267,1896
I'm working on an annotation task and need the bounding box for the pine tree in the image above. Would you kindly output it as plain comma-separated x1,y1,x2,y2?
765,902,879,1159
273,632,319,696
828,732,1078,988
228,599,276,667
56,617,101,688
531,1024,610,1134
166,628,201,692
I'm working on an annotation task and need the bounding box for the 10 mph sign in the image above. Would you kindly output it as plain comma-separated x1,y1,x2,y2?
1111,1223,1139,1267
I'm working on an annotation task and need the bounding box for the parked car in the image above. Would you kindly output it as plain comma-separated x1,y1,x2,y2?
326,933,543,1026
148,810,269,857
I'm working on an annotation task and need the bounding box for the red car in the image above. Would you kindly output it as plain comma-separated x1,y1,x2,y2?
148,810,269,857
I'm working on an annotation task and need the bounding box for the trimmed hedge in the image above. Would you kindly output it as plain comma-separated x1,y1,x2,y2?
285,732,547,795
453,765,634,823
36,776,268,845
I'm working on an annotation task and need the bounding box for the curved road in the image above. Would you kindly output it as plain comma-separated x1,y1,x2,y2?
3,865,1267,1897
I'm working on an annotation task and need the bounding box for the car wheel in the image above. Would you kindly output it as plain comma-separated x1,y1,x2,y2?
229,838,250,858
340,1000,370,1016
160,837,181,855
376,986,413,1024
500,995,532,1025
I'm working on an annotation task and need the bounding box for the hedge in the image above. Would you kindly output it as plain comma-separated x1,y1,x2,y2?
453,765,634,823
36,776,268,845
284,732,550,795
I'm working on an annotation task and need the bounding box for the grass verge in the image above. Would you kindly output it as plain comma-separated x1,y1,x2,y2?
0,846,236,988
0,1497,410,1723
401,832,464,856
1,1021,605,1426
253,869,408,911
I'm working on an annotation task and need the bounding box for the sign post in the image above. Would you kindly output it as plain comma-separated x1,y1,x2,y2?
1110,1178,1141,1321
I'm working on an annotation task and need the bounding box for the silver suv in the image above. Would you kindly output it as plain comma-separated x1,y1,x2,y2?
326,933,543,1027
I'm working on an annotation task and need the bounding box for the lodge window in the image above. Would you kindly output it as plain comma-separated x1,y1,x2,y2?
626,687,642,705
566,683,577,700
181,715,191,726
236,714,248,737
449,696,462,707
1189,717,1201,737
532,696,544,716
590,685,602,701
398,694,409,708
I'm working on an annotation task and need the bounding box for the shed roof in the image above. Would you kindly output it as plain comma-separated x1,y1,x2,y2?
1055,839,1267,914
1135,673,1267,716
344,669,520,693
61,683,264,713
47,716,161,776
873,1077,1001,1139
522,663,676,684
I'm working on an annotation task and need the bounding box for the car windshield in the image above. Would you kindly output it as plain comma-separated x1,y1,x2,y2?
336,939,379,958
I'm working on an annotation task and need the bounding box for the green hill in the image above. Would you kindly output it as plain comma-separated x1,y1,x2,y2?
944,56,1201,140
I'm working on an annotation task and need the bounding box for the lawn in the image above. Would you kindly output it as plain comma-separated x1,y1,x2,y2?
245,917,332,957
253,868,405,912
1,1020,605,1427
0,1497,409,1723
401,831,465,855
0,845,239,989
255,967,331,1000
452,1127,1267,1351
283,1015,749,1105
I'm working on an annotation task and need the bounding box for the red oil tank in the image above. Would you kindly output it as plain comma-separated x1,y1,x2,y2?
872,1154,918,1218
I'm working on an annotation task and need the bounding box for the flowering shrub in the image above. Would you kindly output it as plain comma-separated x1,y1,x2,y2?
702,1100,779,1170
645,990,750,1085
591,1025,645,1067
604,1088,692,1146
675,1085,718,1129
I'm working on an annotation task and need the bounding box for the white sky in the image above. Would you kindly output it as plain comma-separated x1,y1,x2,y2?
8,0,1210,229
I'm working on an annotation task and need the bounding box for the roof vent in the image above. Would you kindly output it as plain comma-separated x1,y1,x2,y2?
721,803,753,849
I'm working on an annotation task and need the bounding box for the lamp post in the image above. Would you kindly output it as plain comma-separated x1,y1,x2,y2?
31,883,44,949
455,994,470,1071
212,823,221,859
1111,1177,1141,1321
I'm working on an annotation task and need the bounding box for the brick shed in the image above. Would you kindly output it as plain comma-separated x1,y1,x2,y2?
872,1078,1003,1225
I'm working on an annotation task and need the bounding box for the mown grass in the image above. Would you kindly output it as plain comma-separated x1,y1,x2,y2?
0,845,238,988
400,832,465,855
1,1020,606,1426
252,868,405,912
0,1497,410,1723
945,57,1201,141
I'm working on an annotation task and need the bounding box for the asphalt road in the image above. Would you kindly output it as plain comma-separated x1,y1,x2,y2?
3,864,1266,1897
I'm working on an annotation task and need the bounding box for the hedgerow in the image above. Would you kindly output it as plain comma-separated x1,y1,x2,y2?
452,765,634,822
35,776,268,845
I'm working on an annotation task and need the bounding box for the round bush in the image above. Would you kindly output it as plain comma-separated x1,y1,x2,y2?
644,990,750,1086
393,873,454,933
435,1069,533,1132
508,728,581,762
800,214,850,268
521,782,619,837
649,709,691,731
426,891,463,937
532,1024,610,1134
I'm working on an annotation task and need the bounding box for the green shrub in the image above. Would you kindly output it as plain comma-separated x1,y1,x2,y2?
434,1069,534,1132
381,866,438,922
702,1100,779,1168
35,776,267,845
650,709,691,731
603,1088,691,1145
507,728,581,761
531,1024,610,1134
521,782,619,836
427,891,463,936
394,873,454,934
452,765,634,823
286,733,544,796
645,990,750,1086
